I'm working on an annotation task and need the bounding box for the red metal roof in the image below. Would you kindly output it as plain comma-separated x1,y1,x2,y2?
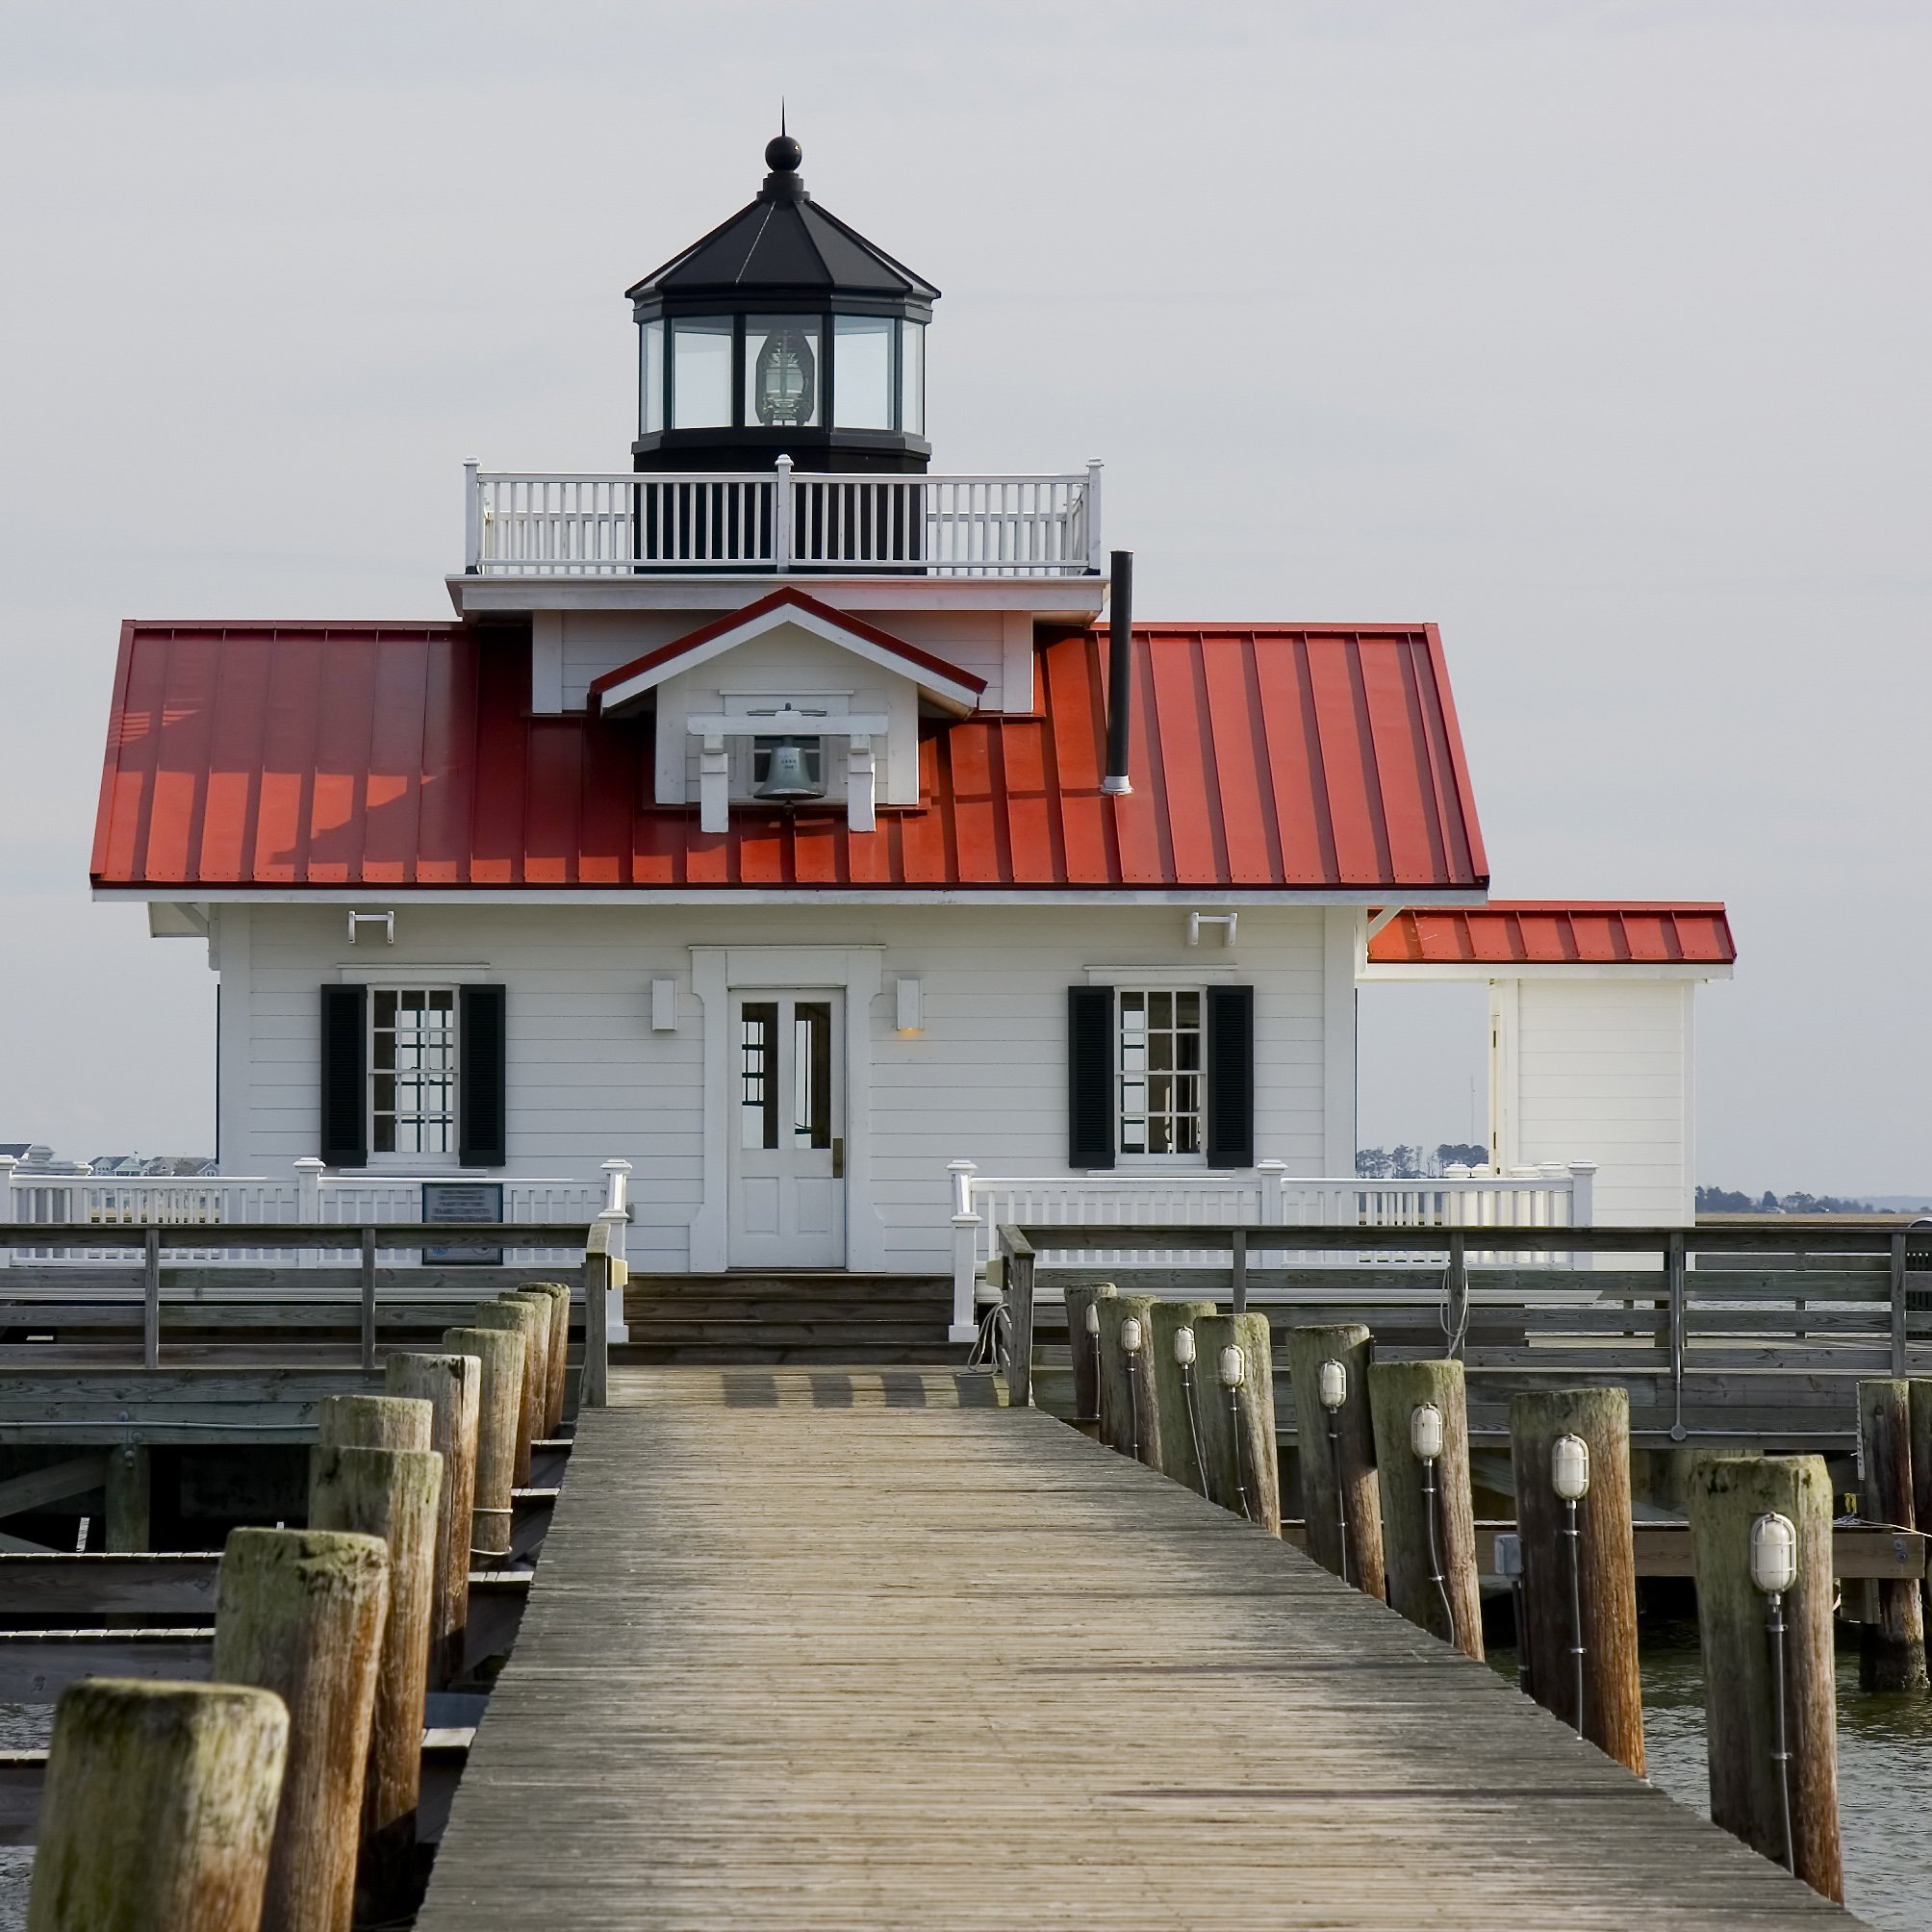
91,617,1487,894
1368,903,1735,966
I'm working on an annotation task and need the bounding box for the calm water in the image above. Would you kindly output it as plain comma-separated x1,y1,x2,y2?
1494,1624,1932,1931
3,1646,1930,1925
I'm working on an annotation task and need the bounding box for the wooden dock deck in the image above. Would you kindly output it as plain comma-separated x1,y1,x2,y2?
417,1366,1857,1929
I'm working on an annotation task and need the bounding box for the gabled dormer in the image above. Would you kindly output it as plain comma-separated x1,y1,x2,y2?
590,589,983,833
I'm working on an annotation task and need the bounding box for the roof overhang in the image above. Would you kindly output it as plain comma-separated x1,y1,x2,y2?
1360,902,1736,982
98,886,1493,909
446,572,1107,623
588,588,986,719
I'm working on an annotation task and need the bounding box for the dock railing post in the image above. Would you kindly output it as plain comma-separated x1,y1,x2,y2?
142,1226,161,1371
947,1159,979,1343
1666,1230,1688,1440
1002,1225,1035,1409
359,1226,377,1373
1856,1378,1927,1690
1891,1230,1909,1378
294,1157,325,1271
0,1153,15,1271
581,1216,614,1411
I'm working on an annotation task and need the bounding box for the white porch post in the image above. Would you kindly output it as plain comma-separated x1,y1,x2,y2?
600,1158,632,1217
947,1159,979,1343
593,1206,630,1345
1084,459,1104,573
1567,1159,1598,1272
464,459,482,572
0,1155,14,1271
773,455,793,572
294,1157,324,1270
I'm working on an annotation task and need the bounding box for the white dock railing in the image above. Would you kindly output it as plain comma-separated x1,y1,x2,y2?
465,459,1102,578
943,1158,1597,1338
0,1155,631,1277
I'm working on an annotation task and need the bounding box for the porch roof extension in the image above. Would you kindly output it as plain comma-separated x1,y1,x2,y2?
91,617,1487,895
1368,903,1736,966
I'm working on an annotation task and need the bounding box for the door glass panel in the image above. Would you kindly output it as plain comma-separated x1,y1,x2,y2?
793,1001,832,1150
740,1003,777,1150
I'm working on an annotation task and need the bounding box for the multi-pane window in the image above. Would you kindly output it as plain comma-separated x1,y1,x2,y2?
738,1000,833,1151
1118,989,1204,1157
371,989,457,1156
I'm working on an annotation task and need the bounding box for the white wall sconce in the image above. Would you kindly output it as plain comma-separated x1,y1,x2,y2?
347,911,394,945
650,979,678,1032
1187,911,1238,948
895,977,923,1034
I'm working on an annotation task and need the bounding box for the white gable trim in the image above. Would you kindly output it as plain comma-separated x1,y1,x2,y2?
598,604,982,717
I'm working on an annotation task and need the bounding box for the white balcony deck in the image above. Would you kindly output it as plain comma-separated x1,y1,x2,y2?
463,458,1102,581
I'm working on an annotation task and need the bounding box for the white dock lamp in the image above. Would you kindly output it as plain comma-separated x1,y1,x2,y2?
1750,1509,1799,1874
1120,1315,1144,1461
1172,1326,1205,1499
1216,1343,1253,1522
1551,1433,1590,1734
1319,1358,1350,1586
1410,1402,1455,1646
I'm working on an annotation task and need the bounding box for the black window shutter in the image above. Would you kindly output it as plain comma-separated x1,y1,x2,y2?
1067,986,1115,1170
460,984,508,1169
319,984,368,1168
1206,984,1256,1169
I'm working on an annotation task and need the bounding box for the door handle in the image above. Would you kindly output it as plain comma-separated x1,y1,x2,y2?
831,1137,845,1180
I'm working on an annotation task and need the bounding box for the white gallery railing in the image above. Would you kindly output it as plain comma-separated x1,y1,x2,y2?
464,458,1102,578
943,1158,1598,1337
0,1155,630,1272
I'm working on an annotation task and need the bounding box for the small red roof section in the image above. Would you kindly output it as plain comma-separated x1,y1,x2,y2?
1368,903,1736,966
588,587,985,716
92,617,1487,893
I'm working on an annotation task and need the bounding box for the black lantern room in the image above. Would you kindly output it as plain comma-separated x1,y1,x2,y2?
627,132,939,474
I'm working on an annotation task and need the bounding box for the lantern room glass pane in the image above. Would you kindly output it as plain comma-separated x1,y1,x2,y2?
833,315,894,430
745,317,821,428
900,320,926,436
670,317,732,429
641,320,665,433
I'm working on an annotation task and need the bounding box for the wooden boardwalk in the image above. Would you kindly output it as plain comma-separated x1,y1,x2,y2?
417,1367,1857,1929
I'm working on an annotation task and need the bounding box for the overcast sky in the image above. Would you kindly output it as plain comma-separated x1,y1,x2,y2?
1,2,1925,1191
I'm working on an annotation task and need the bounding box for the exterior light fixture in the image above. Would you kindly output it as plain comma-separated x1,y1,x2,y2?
1121,1316,1143,1354
894,977,923,1035
1411,1402,1445,1463
1551,1434,1590,1502
1411,1401,1453,1645
1218,1343,1252,1522
1317,1358,1347,1411
1173,1327,1197,1367
1217,1345,1246,1389
1083,1303,1100,1335
1120,1314,1145,1462
1552,1432,1590,1734
1751,1509,1800,1873
1174,1325,1206,1500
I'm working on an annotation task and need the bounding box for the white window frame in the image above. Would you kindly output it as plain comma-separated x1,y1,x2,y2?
1116,985,1208,1168
368,985,460,1165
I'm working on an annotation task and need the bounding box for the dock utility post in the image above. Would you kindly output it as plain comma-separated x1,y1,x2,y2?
1196,1312,1280,1535
1856,1378,1927,1690
385,1352,483,1688
212,1527,392,1932
472,1299,547,1486
1095,1293,1158,1462
1687,1453,1843,1902
1508,1387,1643,1774
30,1679,289,1932
1144,1299,1217,1491
1367,1360,1483,1660
444,1326,526,1560
1062,1282,1115,1424
1286,1325,1383,1594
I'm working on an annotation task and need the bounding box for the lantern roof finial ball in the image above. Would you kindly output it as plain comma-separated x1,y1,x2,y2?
765,132,802,174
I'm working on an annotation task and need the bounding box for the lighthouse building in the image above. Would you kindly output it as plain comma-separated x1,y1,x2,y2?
89,136,1733,1340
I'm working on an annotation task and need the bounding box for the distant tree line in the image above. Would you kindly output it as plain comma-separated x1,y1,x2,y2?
1357,1143,1488,1180
1696,1185,1876,1214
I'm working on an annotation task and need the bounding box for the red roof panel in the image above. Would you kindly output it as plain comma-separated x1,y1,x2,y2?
1368,903,1736,966
92,619,1488,895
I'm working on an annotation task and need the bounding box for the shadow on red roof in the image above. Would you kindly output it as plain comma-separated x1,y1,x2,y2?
1369,903,1735,965
92,619,1487,893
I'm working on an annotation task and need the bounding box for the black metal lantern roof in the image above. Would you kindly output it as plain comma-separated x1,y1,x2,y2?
626,135,939,317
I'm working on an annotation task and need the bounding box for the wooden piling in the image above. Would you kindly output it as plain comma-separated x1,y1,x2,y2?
1062,1282,1116,1423
1906,1376,1932,1643
211,1526,391,1932
309,1444,444,1919
317,1393,431,1453
1367,1359,1483,1660
1857,1378,1927,1690
28,1677,289,1932
496,1294,554,1471
1095,1293,1157,1462
105,1444,150,1553
1195,1312,1280,1534
470,1300,546,1485
385,1351,481,1686
521,1282,572,1434
1286,1324,1383,1593
1509,1386,1643,1773
442,1326,524,1559
1144,1299,1218,1491
1687,1453,1842,1902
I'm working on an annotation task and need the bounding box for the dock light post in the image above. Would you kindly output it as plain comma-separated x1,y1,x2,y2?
1552,1432,1590,1732
1121,1315,1144,1461
1319,1359,1349,1584
1084,1301,1102,1418
1218,1344,1252,1521
1750,1509,1800,1875
1175,1326,1204,1488
1411,1401,1455,1646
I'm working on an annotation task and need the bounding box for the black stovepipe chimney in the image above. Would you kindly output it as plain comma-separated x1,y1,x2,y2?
1103,548,1133,796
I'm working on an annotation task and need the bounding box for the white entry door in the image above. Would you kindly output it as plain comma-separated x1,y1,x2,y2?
728,992,845,1268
